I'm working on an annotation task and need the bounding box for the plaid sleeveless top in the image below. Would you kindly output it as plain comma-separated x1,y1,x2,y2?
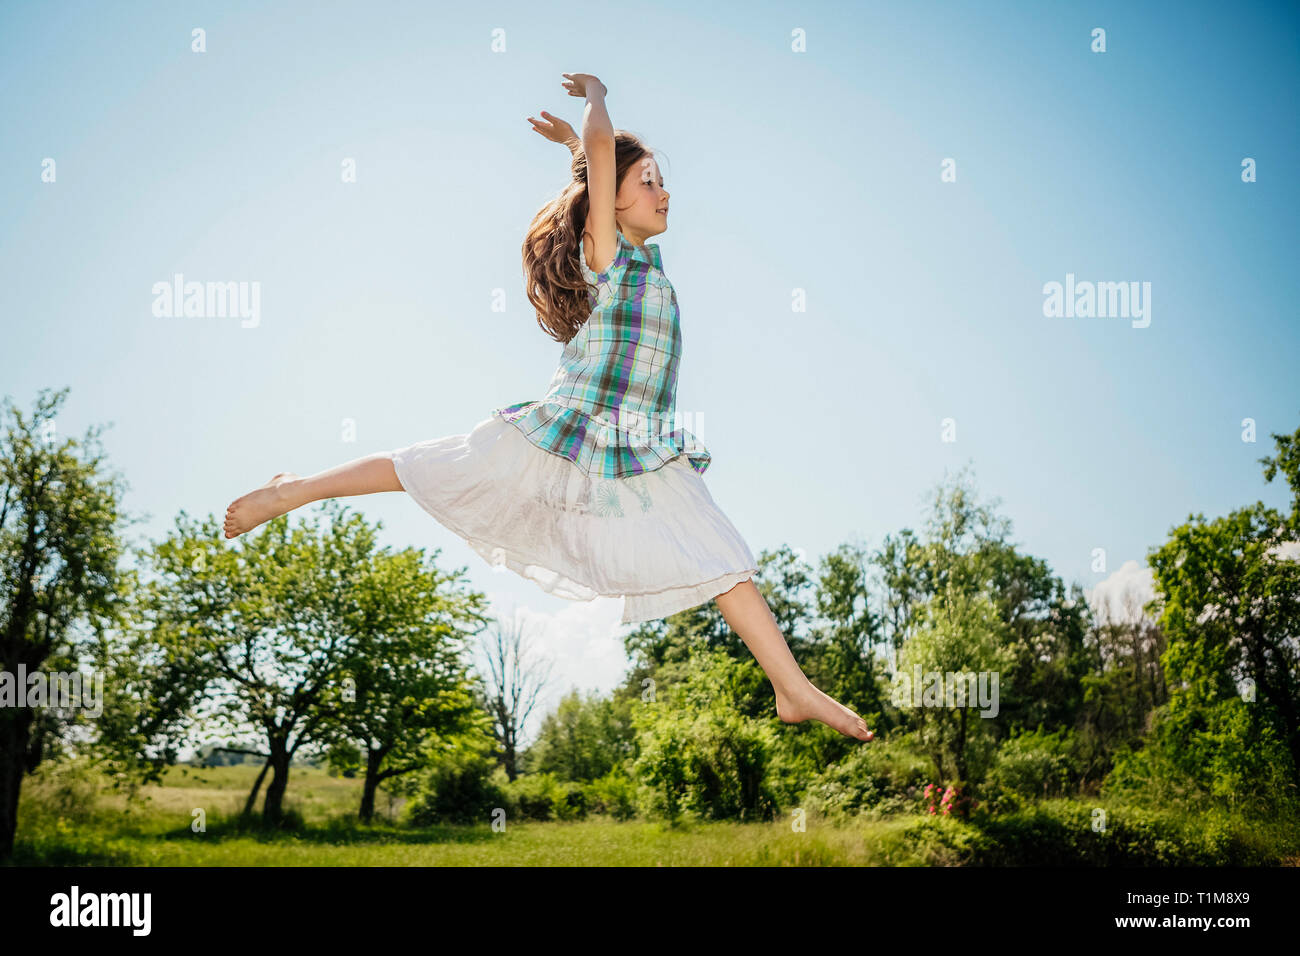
493,230,710,479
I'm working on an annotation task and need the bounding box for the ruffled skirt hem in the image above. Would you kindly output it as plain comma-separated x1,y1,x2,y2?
388,415,757,624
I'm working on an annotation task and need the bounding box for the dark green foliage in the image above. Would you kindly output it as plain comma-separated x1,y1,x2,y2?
587,768,638,821
802,736,931,819
1102,696,1300,819
404,750,505,826
964,800,1292,866
980,727,1082,813
630,651,780,823
492,769,636,822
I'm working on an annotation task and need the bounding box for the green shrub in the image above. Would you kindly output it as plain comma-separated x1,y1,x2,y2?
496,771,596,822
1101,697,1300,820
897,813,994,866
550,780,589,821
967,799,1292,865
802,737,930,820
680,707,780,822
498,771,553,822
627,649,783,823
404,751,505,826
981,727,1078,813
631,707,691,822
588,769,638,821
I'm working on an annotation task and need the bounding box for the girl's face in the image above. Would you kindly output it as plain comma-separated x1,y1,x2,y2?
616,155,670,239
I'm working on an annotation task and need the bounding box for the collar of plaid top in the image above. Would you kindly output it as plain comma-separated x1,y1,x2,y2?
617,231,664,273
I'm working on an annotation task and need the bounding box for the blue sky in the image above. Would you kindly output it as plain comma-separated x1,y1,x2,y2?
3,0,1297,742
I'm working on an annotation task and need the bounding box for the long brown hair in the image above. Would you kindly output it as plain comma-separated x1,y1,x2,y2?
522,130,656,345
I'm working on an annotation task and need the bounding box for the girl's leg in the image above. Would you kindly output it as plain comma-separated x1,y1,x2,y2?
223,452,404,538
713,578,874,742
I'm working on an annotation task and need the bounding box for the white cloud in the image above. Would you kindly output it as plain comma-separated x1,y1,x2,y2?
1082,559,1156,626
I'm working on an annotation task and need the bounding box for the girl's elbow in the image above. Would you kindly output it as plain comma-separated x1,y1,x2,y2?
582,129,615,151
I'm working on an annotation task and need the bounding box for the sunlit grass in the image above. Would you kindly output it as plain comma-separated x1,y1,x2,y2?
16,810,912,867
10,762,1296,866
8,763,936,866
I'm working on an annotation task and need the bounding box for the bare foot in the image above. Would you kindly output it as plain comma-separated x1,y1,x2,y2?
224,472,300,538
776,683,874,742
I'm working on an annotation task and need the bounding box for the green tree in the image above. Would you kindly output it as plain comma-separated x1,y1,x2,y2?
912,465,1091,738
895,581,1014,799
1133,422,1300,802
0,387,134,859
1075,583,1168,788
873,527,926,671
524,688,634,781
319,538,490,822
805,541,888,717
141,500,488,824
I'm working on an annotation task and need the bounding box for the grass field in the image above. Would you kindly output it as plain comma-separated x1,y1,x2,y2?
9,762,941,866
9,762,1299,866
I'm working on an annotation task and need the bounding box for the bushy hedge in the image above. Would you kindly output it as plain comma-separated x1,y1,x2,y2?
500,772,584,821
801,736,931,819
466,769,641,824
587,769,639,821
403,751,505,826
402,741,643,827
631,698,780,823
979,727,1081,814
964,799,1294,866
1101,697,1300,820
864,799,1296,866
801,727,1096,822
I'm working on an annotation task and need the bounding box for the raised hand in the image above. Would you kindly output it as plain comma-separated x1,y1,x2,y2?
527,110,578,151
561,73,606,98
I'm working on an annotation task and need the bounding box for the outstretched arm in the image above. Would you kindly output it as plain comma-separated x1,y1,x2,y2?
562,73,615,269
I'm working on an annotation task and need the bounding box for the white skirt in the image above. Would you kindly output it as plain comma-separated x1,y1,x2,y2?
388,415,758,624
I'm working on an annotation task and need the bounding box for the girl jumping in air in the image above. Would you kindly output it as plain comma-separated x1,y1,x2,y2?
223,73,873,742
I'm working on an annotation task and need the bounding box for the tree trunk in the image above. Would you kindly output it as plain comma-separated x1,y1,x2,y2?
261,747,291,825
502,725,518,782
359,748,383,823
0,709,35,859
